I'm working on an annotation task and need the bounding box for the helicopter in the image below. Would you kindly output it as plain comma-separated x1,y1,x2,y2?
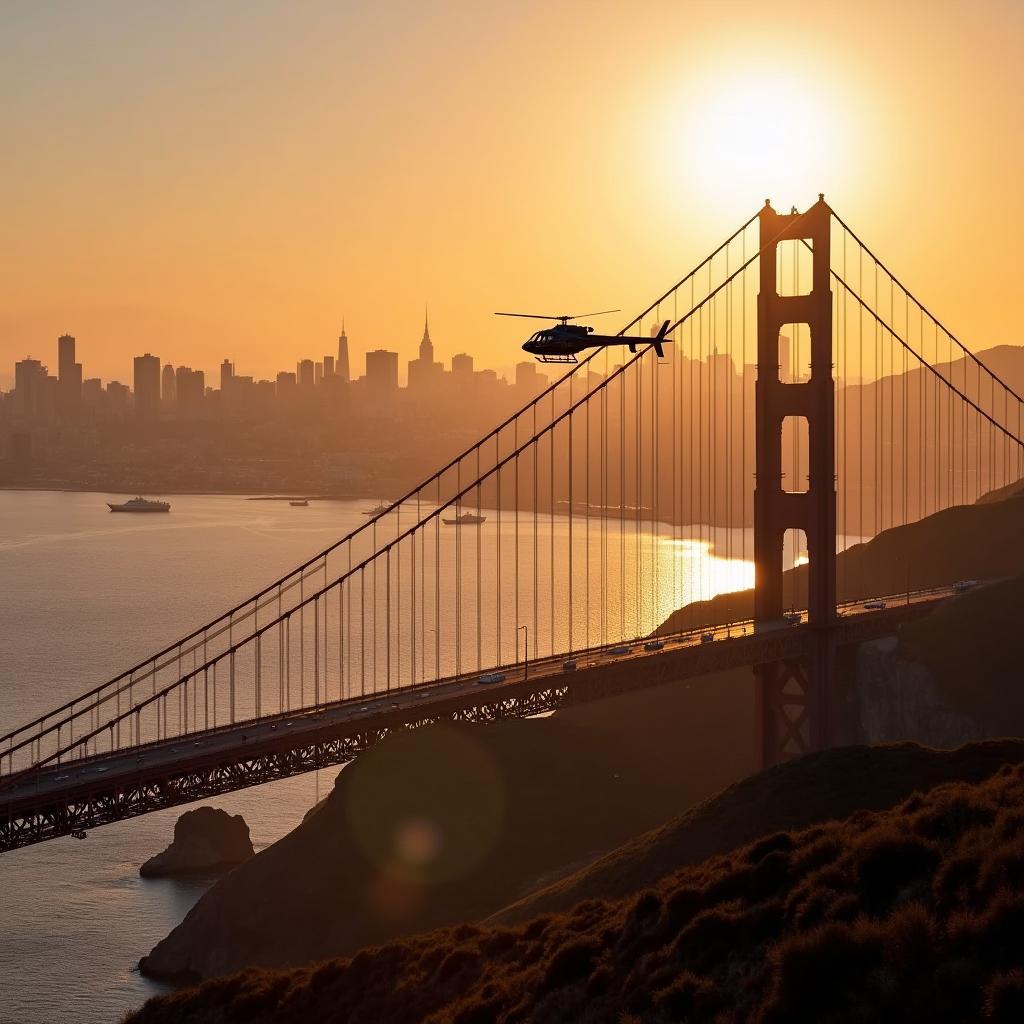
496,309,672,364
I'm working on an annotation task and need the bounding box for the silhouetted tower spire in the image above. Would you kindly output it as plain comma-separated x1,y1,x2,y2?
337,319,350,383
419,306,434,363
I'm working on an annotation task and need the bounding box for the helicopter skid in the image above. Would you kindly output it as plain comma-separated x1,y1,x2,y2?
536,353,578,363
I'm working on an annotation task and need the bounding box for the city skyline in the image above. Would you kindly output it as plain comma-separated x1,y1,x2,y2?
2,2,1022,382
1,310,550,401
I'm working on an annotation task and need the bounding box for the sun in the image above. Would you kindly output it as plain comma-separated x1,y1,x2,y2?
664,67,846,212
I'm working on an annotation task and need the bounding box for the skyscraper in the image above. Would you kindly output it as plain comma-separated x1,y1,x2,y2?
57,334,81,418
162,363,177,405
408,308,443,392
515,360,544,394
323,355,335,377
57,334,75,378
175,366,205,413
220,358,234,393
452,353,474,377
365,349,398,393
337,321,350,383
297,359,315,387
133,353,161,418
14,357,47,420
419,308,434,363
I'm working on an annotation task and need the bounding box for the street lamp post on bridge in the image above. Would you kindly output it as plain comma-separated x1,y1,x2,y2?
518,625,529,681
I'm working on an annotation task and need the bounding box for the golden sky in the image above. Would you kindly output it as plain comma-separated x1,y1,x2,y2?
1,0,1021,385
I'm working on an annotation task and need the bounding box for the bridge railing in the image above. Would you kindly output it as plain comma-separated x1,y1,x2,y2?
1,211,766,780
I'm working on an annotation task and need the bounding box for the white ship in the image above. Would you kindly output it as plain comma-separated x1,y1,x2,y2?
442,511,487,526
107,496,171,513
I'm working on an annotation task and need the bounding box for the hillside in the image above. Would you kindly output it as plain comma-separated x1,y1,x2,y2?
127,741,1024,1024
492,740,1024,926
138,667,757,983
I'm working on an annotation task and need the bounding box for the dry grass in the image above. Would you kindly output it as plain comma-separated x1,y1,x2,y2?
128,758,1024,1023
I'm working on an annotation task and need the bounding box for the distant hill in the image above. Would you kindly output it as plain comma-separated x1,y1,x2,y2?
126,740,1024,1024
659,488,1024,632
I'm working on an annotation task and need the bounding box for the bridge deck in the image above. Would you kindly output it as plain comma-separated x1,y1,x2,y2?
0,590,951,853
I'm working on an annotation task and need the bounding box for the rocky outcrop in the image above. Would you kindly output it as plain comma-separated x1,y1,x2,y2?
140,807,254,879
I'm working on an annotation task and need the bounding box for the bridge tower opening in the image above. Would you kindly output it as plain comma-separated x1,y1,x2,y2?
753,196,836,768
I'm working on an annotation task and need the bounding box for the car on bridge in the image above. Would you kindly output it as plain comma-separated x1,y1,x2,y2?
610,645,631,656
643,640,664,652
477,672,506,685
954,579,978,593
701,632,715,643
863,600,886,610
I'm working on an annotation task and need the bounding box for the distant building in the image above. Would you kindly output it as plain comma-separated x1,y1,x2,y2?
57,334,81,418
337,322,350,383
57,334,75,378
82,377,103,410
314,361,323,386
250,379,276,414
133,353,161,419
707,349,735,387
220,359,234,393
779,334,792,382
407,311,443,392
106,380,130,415
14,358,49,420
297,359,315,388
175,366,205,413
323,355,335,377
365,349,399,394
276,371,297,399
515,360,544,393
452,352,474,377
161,363,177,405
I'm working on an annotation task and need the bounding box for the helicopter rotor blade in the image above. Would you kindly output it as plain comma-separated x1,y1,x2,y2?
568,308,620,320
494,312,567,321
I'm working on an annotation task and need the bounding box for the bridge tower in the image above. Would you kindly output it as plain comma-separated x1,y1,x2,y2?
753,196,836,768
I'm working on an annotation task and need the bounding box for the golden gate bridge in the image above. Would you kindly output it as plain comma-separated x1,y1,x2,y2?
3,196,1022,852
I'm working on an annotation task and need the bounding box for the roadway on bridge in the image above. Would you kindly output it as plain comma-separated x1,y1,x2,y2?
2,585,958,816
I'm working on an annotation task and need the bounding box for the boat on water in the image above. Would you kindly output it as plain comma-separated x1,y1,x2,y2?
289,499,309,507
442,511,487,526
107,496,171,513
363,501,392,516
